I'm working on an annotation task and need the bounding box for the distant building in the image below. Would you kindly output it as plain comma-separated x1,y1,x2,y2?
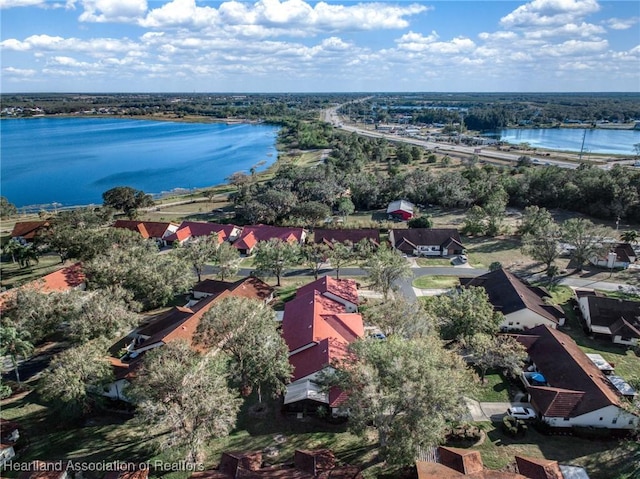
386,200,414,220
389,228,464,257
575,290,640,346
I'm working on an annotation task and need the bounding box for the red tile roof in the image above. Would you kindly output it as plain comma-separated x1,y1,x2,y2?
516,325,627,418
282,279,363,403
10,221,49,240
233,231,258,251
193,277,274,302
191,449,362,479
295,276,359,306
134,278,273,353
234,225,305,250
282,290,363,353
515,456,563,479
289,337,349,382
113,220,177,239
165,221,237,243
38,262,85,291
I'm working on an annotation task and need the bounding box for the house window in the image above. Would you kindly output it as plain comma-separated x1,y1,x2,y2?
508,322,513,326
563,418,569,421
630,419,635,425
599,417,603,421
612,418,617,424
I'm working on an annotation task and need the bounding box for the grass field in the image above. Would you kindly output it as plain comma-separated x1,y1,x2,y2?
0,254,65,289
412,275,460,289
472,370,510,402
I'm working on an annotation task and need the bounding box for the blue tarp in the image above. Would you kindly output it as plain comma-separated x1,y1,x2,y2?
530,373,546,383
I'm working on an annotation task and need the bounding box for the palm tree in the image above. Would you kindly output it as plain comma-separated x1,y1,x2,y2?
2,239,22,263
620,230,638,244
0,325,34,386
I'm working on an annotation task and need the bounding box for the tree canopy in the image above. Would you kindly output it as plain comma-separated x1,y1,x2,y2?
102,186,154,218
127,341,241,464
195,296,292,401
329,335,473,466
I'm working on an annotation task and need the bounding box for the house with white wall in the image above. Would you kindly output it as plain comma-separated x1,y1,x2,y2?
515,325,638,430
461,268,565,331
576,290,640,346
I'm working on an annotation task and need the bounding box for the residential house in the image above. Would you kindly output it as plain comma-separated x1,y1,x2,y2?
295,275,359,313
10,221,50,244
112,220,179,247
313,228,380,249
0,262,86,314
389,228,464,257
386,200,414,220
514,325,638,430
164,221,241,245
575,290,640,346
191,449,362,479
281,277,364,416
104,277,273,402
192,276,274,303
416,447,587,479
590,243,637,269
461,268,565,331
233,225,306,255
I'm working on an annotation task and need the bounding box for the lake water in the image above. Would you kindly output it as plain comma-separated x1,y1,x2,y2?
1,117,279,208
486,127,640,155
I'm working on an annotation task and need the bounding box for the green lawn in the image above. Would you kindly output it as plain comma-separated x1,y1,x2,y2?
412,275,459,289
560,303,640,381
0,254,66,289
472,370,510,402
415,257,453,267
473,421,638,479
464,236,530,270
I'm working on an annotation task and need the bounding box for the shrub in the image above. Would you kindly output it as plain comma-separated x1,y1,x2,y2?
0,383,12,399
502,415,527,438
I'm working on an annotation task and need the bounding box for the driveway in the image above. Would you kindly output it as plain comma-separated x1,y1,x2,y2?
465,399,533,422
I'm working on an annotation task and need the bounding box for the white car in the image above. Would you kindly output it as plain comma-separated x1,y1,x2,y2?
507,407,536,420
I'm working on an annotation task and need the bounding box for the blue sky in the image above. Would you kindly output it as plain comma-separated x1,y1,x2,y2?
1,0,639,92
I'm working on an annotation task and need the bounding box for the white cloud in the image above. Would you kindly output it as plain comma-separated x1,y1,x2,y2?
539,38,608,56
605,17,639,30
140,0,217,28
478,31,518,41
524,22,605,39
500,0,600,28
138,0,428,36
78,0,147,23
396,32,475,54
0,0,45,8
0,34,140,56
3,66,37,75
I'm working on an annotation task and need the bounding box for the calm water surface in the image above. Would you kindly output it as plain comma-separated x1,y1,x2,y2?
487,128,640,155
1,117,279,208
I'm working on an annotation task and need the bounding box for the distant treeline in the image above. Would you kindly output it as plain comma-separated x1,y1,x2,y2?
342,92,640,130
239,121,640,224
3,93,639,131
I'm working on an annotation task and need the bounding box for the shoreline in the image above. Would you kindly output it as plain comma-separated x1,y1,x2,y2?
4,114,284,213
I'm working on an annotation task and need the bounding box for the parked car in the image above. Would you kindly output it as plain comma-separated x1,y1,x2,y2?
507,407,536,420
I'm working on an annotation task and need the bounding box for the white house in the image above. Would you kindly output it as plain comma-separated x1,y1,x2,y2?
389,228,464,257
461,268,565,331
515,325,638,430
590,243,636,270
576,290,640,346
